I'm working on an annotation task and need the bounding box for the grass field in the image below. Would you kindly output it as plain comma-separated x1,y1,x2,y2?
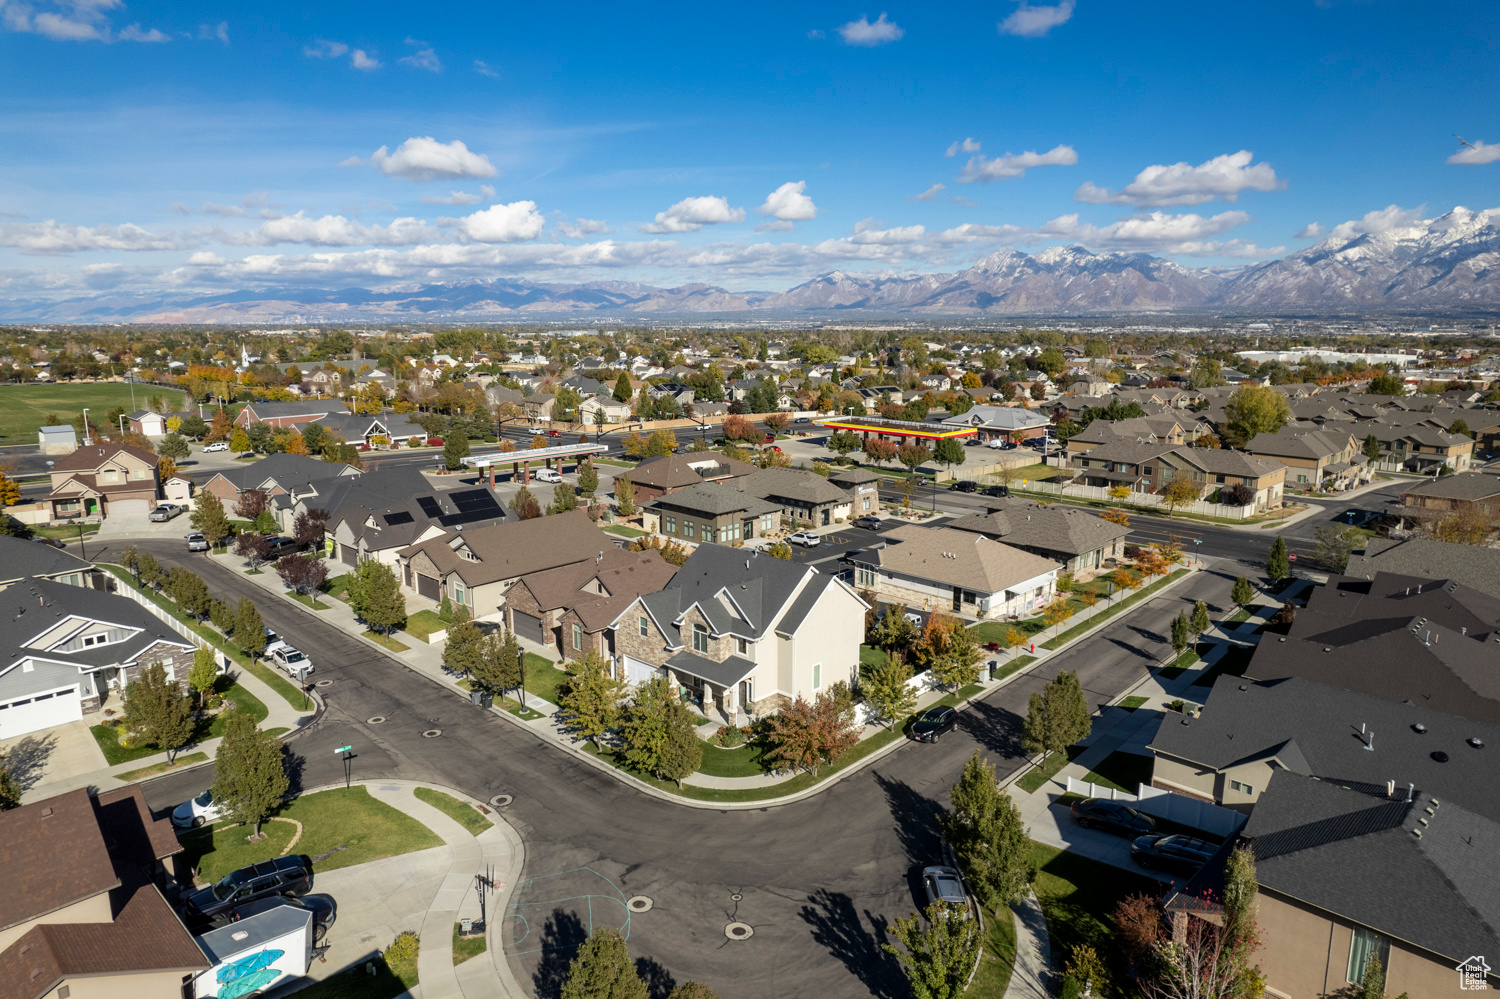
1029,841,1159,987
404,609,448,642
0,382,186,446
967,905,1017,998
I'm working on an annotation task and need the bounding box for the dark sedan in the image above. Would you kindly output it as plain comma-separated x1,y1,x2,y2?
1070,797,1156,837
1130,834,1217,875
184,856,312,921
226,892,337,944
909,705,958,743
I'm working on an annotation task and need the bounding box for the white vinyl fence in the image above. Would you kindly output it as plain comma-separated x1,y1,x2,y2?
973,476,1259,520
1066,776,1247,839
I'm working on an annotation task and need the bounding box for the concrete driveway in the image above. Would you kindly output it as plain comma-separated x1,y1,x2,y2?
0,719,108,793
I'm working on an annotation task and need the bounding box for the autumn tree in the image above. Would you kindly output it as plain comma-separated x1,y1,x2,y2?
897,441,932,474
276,552,327,595
511,485,542,520
557,650,626,751
614,474,635,516
1161,477,1199,516
862,436,898,468
1222,385,1291,448
764,685,859,776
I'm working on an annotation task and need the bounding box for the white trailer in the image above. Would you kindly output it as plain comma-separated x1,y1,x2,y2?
193,903,313,999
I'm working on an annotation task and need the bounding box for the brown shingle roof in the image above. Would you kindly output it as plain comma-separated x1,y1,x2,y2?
513,547,678,631
629,453,755,491
399,509,606,585
0,788,119,933
46,443,157,472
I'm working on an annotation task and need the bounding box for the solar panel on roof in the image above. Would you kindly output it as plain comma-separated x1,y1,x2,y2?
415,495,443,518
382,511,414,526
449,489,494,513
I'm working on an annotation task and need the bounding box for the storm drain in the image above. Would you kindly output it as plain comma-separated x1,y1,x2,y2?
489,794,513,807
421,729,442,738
366,716,386,725
724,922,753,940
627,896,653,913
315,680,334,687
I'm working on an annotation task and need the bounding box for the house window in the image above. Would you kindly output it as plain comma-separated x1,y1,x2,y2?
736,637,749,656
452,579,467,606
664,515,676,533
692,623,710,654
862,497,871,510
1143,466,1154,476
1229,779,1254,795
638,616,649,637
857,567,876,587
812,663,821,689
573,624,583,650
761,514,773,531
702,523,713,541
1346,927,1390,985
684,520,695,538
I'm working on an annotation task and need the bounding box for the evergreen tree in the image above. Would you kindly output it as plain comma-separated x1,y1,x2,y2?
1231,576,1254,607
863,652,917,727
577,459,599,497
1190,599,1211,636
613,371,633,402
234,599,267,657
1170,611,1191,653
156,432,191,461
190,490,231,549
558,650,625,751
1359,957,1386,999
1362,434,1382,463
510,484,542,520
1267,535,1290,581
666,984,720,999
443,434,471,470
1022,670,1091,765
123,662,195,762
439,591,453,620
549,481,578,514
559,926,648,999
210,712,290,839
615,475,635,516
352,560,406,635
942,752,1036,912
932,437,966,472
442,616,486,678
882,903,980,999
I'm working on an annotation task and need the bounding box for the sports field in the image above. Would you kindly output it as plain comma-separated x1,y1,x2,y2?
0,382,186,446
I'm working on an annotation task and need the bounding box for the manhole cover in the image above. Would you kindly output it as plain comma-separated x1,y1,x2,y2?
489,794,513,807
315,680,334,687
421,729,442,738
627,896,653,913
730,893,743,902
367,716,386,724
724,922,753,940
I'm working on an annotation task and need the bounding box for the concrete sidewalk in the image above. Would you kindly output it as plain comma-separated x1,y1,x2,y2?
1003,891,1051,999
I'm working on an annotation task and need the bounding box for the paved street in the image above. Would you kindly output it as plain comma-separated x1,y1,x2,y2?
98,534,1236,999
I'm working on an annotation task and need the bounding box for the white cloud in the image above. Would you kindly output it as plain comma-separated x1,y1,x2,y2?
419,185,495,206
1295,222,1323,239
958,144,1077,183
3,0,170,42
0,219,181,254
398,37,441,72
203,21,228,44
116,22,166,41
200,202,246,218
1325,204,1425,240
932,222,1029,244
1448,139,1500,165
370,137,497,182
215,213,442,247
1074,150,1283,207
758,181,817,222
845,224,924,245
945,138,980,158
806,28,825,39
460,201,545,243
338,155,364,168
998,0,1075,37
474,59,499,78
304,38,349,58
557,218,613,239
638,196,746,233
933,209,1280,258
838,13,903,46
350,49,379,70
913,183,946,201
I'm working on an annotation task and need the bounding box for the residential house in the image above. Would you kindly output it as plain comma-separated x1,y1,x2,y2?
504,547,679,660
0,535,106,592
938,405,1050,443
300,366,345,395
1242,427,1366,491
43,443,160,522
328,477,507,570
1344,537,1500,600
846,524,1060,619
612,544,867,719
627,453,755,504
1398,471,1500,516
201,452,355,509
396,510,605,619
740,467,873,528
521,392,556,421
233,400,340,429
124,410,193,437
945,500,1131,573
1071,441,1287,510
1358,424,1475,474
0,576,195,737
1063,415,1198,457
648,382,696,406
578,394,632,424
313,411,427,448
0,787,209,999
920,373,952,392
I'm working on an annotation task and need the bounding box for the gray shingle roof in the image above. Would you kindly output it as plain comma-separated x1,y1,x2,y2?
1400,472,1500,502
648,484,779,518
1345,538,1500,600
636,544,817,641
0,536,93,585
207,453,336,493
945,501,1130,557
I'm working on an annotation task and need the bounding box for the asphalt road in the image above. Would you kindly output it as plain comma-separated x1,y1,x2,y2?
100,536,1237,999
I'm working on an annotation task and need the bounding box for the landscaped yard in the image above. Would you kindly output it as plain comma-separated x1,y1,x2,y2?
180,786,443,881
243,659,309,710
414,786,493,836
1029,841,1160,986
859,643,886,672
286,590,331,610
0,382,186,446
404,609,449,642
1156,648,1200,681
696,739,770,777
89,679,267,766
602,524,647,538
966,904,1017,999
321,574,352,602
1015,745,1085,794
523,653,568,704
1118,695,1148,712
32,523,100,541
1040,570,1189,650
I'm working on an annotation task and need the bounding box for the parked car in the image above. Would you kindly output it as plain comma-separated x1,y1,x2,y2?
149,503,183,522
986,438,1009,449
186,532,209,552
264,536,304,560
1071,797,1157,838
202,441,229,453
852,516,883,530
533,468,563,483
225,893,337,944
171,789,225,830
547,429,562,438
948,480,977,493
183,857,313,921
270,645,313,676
981,484,1010,498
794,417,810,424
920,865,970,918
31,537,66,549
910,705,958,743
264,626,289,656
1130,833,1217,875
764,445,782,453
762,433,776,443
786,531,821,547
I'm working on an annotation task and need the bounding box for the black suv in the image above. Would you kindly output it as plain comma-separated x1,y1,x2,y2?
1070,797,1156,837
910,705,958,742
1130,834,1217,875
981,484,1010,498
948,480,978,493
264,536,305,560
184,856,312,921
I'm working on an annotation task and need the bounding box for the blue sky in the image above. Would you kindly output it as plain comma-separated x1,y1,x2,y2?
1,0,1498,298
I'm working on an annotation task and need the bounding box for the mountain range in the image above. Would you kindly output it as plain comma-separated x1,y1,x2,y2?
4,207,1498,323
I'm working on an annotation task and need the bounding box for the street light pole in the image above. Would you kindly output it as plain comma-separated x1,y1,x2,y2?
81,408,90,445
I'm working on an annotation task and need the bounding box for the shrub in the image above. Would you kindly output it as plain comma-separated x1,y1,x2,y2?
427,437,444,446
715,725,745,747
385,930,419,969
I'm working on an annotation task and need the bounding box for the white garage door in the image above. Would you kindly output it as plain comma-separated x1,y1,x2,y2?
0,686,82,739
621,656,661,687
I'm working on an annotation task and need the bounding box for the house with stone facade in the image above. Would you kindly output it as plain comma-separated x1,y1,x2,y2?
846,524,1060,619
0,577,195,739
504,547,679,660
610,545,867,720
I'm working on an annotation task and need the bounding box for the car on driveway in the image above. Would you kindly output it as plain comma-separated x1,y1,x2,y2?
533,467,563,483
186,532,209,552
910,705,958,743
786,531,821,547
184,857,313,922
202,441,229,453
1070,797,1157,837
264,535,304,560
226,893,337,944
270,645,313,676
948,480,977,492
852,516,883,530
920,865,970,918
171,789,225,830
149,503,183,522
762,433,775,443
1130,833,1217,875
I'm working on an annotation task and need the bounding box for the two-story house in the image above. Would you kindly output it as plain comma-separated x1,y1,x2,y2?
612,545,867,720
43,443,160,522
1241,427,1366,491
1072,441,1287,510
504,547,679,660
1359,424,1475,474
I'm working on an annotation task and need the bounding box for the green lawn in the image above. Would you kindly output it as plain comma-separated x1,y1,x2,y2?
1080,751,1153,794
363,630,410,651
265,727,289,739
32,523,101,541
1224,605,1254,625
1015,745,1085,794
90,679,267,766
1029,841,1160,987
523,654,568,704
404,609,448,642
0,382,186,445
966,904,1017,998
1039,570,1189,651
321,574,352,601
181,786,443,880
1118,695,1148,712
243,659,309,710
696,740,770,777
287,590,331,610
414,787,493,836
117,751,209,782
988,654,1036,684
859,644,887,672
453,922,487,966
1156,648,1201,681
602,524,647,538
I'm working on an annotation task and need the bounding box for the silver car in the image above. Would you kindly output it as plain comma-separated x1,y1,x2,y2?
270,645,313,676
921,865,970,918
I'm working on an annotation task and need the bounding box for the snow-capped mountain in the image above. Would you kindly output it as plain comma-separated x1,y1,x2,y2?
3,207,1497,322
